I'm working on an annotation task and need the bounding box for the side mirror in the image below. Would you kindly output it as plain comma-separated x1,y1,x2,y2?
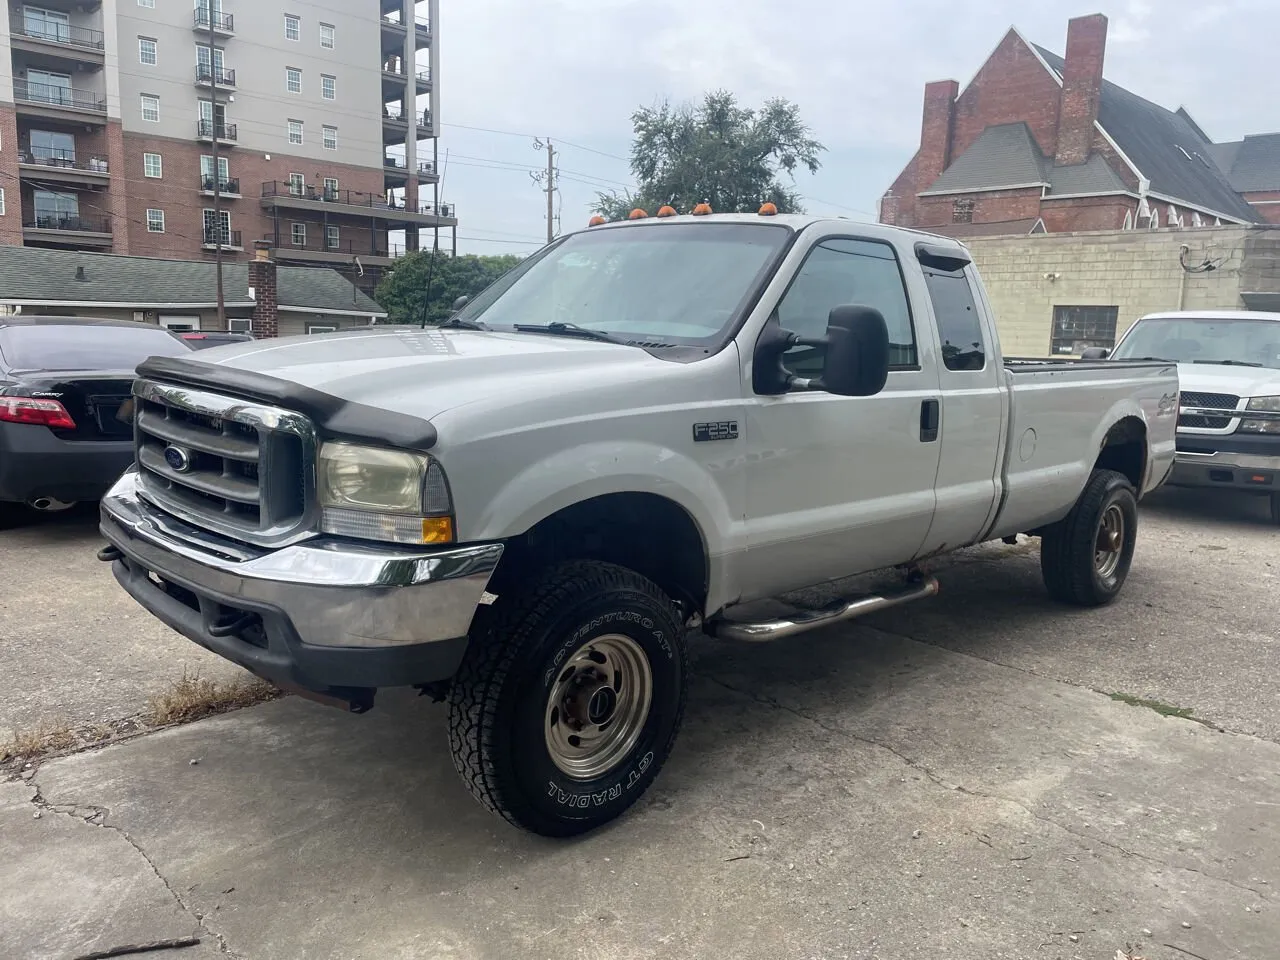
451,295,469,312
1080,346,1110,360
821,305,890,397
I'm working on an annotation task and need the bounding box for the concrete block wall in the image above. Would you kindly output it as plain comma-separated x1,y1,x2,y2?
966,225,1250,356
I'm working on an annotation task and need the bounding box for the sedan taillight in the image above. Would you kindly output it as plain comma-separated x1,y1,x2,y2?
0,397,77,429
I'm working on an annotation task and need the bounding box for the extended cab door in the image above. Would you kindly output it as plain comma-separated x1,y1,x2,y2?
913,260,1007,555
740,233,943,600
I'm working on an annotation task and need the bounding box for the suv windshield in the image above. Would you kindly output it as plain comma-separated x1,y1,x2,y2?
1112,316,1280,369
454,222,792,346
0,322,192,371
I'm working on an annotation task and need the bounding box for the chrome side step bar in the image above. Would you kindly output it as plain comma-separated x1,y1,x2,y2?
707,576,940,642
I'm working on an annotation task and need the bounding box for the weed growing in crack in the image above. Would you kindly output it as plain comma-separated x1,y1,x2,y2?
1108,692,1195,719
146,670,279,726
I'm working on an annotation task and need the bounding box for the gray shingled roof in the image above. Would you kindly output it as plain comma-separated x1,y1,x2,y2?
0,246,384,314
922,122,1128,198
1207,133,1280,193
1034,45,1259,222
921,123,1048,194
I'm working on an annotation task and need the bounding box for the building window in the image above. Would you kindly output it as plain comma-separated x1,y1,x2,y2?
322,176,338,198
228,317,252,333
203,208,231,244
287,120,303,145
143,152,162,178
146,209,165,233
321,74,335,100
29,129,75,165
0,189,6,216
306,323,337,335
284,13,300,41
139,37,157,65
1123,210,1134,230
287,172,305,196
141,94,159,122
291,222,306,246
322,125,337,150
320,23,334,48
286,67,301,94
1051,305,1119,356
326,225,340,249
200,154,229,186
952,198,975,224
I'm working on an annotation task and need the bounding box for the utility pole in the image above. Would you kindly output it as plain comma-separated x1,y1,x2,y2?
207,6,225,326
532,137,557,243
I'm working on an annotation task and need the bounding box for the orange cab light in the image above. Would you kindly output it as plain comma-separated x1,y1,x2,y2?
588,215,606,226
758,202,778,216
656,205,677,217
691,202,712,216
628,208,649,220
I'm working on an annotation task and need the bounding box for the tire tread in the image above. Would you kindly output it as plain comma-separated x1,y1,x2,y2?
1040,469,1136,607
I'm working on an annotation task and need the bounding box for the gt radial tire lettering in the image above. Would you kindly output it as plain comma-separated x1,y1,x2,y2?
545,752,655,807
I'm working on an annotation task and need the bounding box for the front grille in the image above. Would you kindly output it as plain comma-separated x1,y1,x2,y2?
1178,391,1240,430
133,379,317,546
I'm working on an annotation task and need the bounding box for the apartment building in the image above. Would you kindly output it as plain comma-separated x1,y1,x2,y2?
0,0,450,285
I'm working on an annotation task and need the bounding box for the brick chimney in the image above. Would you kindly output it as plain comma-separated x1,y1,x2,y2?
1055,13,1108,166
248,240,278,339
917,79,959,193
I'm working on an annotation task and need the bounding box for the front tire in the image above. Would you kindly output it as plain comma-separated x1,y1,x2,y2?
1040,469,1138,607
447,560,688,837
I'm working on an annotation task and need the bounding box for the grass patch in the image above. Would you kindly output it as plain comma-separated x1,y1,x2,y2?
146,671,279,726
0,719,76,762
1109,691,1195,719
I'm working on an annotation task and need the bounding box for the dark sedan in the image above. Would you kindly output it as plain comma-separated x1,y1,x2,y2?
0,317,192,515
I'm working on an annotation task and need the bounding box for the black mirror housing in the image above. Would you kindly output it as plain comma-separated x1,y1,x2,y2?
451,295,470,312
821,305,890,397
1080,346,1110,360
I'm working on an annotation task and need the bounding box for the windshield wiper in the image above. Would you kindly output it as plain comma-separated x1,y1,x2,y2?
437,316,487,331
1192,359,1264,367
513,322,627,345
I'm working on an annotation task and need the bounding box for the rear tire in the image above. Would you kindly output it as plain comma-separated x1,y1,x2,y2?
1040,469,1138,607
447,560,687,837
1270,493,1280,526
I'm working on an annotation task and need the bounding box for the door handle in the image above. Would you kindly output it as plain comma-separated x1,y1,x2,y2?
919,399,940,443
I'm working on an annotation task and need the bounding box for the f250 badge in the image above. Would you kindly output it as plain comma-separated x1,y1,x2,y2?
1157,393,1178,416
693,421,739,443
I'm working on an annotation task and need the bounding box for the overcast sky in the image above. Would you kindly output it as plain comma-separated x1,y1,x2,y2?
431,0,1278,256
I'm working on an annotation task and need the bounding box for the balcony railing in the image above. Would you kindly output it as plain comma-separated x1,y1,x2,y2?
202,227,242,247
195,65,236,87
420,202,453,218
199,176,240,195
280,236,393,258
196,120,237,140
193,9,234,32
19,147,109,173
383,157,438,176
13,20,105,51
25,213,111,233
14,80,107,113
262,181,454,218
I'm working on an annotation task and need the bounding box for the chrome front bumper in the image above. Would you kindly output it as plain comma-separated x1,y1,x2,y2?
99,471,503,700
1168,449,1280,493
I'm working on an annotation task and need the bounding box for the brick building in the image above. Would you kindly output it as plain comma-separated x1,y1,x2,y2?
880,13,1280,236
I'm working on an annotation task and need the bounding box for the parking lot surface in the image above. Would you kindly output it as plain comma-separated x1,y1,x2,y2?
2,487,1277,959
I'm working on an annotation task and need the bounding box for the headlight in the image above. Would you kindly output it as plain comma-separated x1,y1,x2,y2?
318,442,454,544
1240,396,1280,435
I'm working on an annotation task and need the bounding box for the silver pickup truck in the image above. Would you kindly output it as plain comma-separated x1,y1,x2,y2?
99,213,1178,836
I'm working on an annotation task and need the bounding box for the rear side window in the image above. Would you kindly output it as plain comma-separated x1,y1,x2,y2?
0,323,191,371
775,238,917,376
923,267,985,371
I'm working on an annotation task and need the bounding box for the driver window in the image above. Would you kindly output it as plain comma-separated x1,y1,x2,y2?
775,238,917,378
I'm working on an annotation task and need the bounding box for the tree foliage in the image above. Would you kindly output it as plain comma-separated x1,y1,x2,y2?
595,90,825,220
375,251,523,324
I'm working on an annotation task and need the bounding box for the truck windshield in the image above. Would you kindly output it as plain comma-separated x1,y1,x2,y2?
1112,316,1280,370
453,222,792,346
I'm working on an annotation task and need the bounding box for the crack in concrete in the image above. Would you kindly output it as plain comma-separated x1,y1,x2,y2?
703,672,1273,904
26,778,244,959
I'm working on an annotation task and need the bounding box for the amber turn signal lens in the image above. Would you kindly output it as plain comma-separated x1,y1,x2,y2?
421,516,454,544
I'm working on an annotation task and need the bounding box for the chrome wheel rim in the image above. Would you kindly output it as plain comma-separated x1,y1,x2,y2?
1094,504,1125,578
544,634,653,781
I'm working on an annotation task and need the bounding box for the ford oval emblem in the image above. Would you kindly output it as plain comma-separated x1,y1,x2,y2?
163,445,193,473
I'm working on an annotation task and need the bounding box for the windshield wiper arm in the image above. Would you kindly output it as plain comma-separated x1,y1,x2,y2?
512,322,626,345
437,316,487,331
1192,359,1264,367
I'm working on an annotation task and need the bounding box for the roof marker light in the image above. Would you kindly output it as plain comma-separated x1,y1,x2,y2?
691,202,712,216
588,215,606,226
657,205,677,218
758,202,778,216
628,208,649,219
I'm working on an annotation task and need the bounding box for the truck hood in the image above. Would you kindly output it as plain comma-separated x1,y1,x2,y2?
1176,363,1280,400
184,325,679,419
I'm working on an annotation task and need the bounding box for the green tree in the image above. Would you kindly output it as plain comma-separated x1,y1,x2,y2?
375,252,523,324
595,90,825,220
